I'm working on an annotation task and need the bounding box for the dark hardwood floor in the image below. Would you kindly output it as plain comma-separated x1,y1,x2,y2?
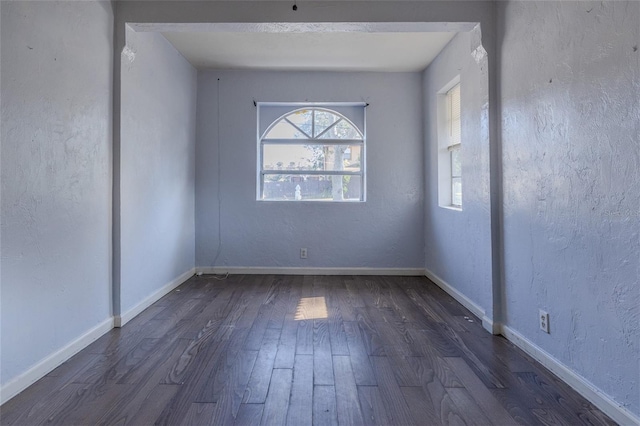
1,275,616,425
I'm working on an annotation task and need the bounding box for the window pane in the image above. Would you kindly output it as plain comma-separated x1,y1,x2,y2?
449,83,461,146
451,148,461,177
318,119,362,139
452,177,462,206
263,144,361,172
262,174,362,201
264,121,309,139
259,105,365,202
314,110,340,137
286,109,313,137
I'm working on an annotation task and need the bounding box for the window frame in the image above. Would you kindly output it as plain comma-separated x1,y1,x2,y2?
256,103,367,202
449,144,462,207
437,77,462,210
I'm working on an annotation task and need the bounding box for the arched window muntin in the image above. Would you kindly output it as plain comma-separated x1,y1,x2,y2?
258,105,366,202
261,107,364,142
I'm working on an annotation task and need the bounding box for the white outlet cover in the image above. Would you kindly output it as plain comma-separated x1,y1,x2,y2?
539,309,549,333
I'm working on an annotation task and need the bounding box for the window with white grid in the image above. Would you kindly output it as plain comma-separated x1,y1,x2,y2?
257,104,365,202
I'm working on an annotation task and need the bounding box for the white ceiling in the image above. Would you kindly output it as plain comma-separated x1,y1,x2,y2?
161,31,457,72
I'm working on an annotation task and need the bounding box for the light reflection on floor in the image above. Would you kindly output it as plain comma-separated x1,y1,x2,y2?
294,296,328,320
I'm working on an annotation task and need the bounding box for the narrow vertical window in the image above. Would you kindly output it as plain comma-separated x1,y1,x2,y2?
437,78,462,209
448,83,462,207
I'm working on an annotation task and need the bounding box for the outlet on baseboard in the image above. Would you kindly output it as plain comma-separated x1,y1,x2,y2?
300,248,308,259
539,309,550,333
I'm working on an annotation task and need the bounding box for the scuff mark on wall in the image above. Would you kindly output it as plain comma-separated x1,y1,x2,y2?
472,44,487,65
122,45,136,63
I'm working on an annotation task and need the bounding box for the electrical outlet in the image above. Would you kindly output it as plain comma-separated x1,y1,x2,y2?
300,248,308,259
539,309,550,333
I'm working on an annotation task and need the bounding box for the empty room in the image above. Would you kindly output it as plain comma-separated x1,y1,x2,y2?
1,0,638,425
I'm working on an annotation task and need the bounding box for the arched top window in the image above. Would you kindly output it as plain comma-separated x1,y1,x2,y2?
258,104,366,202
262,108,364,141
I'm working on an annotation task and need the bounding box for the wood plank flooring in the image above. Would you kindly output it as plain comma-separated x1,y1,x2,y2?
0,275,616,425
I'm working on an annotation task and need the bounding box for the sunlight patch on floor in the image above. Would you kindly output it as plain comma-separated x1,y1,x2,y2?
294,297,328,320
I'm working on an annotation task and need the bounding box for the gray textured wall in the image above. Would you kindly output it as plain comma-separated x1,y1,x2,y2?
119,29,197,315
1,0,113,387
498,0,639,415
3,0,636,418
196,70,424,269
423,31,493,319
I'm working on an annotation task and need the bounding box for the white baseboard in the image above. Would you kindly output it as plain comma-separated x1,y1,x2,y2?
501,325,640,426
196,266,425,276
423,268,490,326
114,268,195,328
0,317,114,405
423,266,637,423
481,315,502,335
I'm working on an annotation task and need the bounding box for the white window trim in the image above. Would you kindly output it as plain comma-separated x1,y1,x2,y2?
256,103,367,202
437,77,462,210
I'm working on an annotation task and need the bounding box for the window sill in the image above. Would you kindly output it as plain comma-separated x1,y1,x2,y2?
440,205,462,212
257,199,365,203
